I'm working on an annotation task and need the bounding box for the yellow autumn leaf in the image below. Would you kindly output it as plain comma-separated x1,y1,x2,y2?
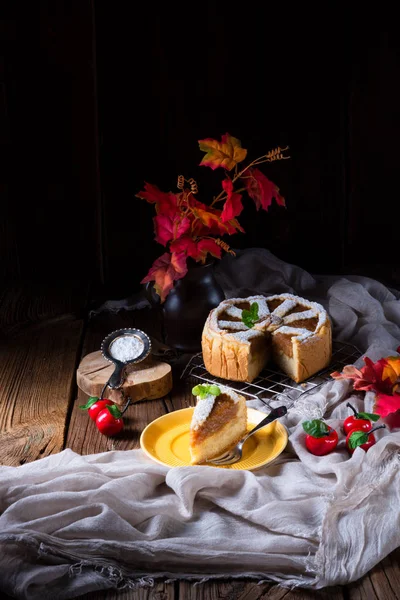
198,133,247,171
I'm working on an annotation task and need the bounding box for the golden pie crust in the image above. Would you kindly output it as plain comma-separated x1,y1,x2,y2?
202,294,332,383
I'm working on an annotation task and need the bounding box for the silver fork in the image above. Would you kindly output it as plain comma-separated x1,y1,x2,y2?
206,405,288,466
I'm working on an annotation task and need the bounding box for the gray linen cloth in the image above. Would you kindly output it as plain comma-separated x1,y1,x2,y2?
1,248,400,599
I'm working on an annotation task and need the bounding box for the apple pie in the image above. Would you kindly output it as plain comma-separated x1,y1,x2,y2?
202,293,332,383
189,385,247,465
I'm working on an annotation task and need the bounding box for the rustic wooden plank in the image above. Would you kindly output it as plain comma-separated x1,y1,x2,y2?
274,585,345,599
347,547,400,600
178,580,345,600
0,317,84,466
0,281,89,337
370,548,400,599
179,580,278,600
0,282,88,466
164,358,194,413
0,411,65,466
77,580,176,599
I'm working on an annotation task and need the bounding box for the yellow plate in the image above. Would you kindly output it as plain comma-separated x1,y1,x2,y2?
140,407,288,470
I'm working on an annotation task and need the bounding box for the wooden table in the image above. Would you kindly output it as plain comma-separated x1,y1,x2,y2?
1,284,399,600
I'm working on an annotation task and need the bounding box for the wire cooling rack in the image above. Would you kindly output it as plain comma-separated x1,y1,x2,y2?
181,340,361,411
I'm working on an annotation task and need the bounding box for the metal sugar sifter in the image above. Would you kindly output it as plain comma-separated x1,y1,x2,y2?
100,328,152,399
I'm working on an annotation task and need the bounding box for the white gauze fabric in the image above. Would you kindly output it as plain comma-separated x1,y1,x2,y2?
0,248,399,599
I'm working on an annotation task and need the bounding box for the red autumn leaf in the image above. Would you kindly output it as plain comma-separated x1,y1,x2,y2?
331,353,400,419
243,168,286,211
170,236,222,262
153,214,191,246
153,215,173,246
374,392,400,418
170,235,198,259
141,252,188,303
331,357,390,392
136,183,178,217
173,215,191,239
196,238,222,262
198,133,247,171
332,352,400,417
221,178,244,222
363,357,394,394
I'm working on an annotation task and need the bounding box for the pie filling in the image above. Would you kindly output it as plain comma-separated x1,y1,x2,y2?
190,394,239,444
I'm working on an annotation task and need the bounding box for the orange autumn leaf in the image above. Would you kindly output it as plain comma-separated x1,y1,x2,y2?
189,197,243,236
192,207,230,235
382,356,400,383
198,133,247,171
141,252,187,303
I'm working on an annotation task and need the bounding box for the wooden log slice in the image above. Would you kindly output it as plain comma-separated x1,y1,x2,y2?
77,351,173,405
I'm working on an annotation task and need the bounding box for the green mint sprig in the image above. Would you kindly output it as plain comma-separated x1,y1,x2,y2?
192,384,221,399
241,302,259,329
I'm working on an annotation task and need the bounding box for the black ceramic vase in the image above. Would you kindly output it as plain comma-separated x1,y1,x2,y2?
145,261,225,353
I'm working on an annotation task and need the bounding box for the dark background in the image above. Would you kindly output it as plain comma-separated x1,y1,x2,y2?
1,2,399,297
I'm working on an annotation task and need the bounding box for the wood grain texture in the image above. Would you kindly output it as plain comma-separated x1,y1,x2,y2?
0,411,65,466
0,318,84,466
178,580,345,600
0,281,89,337
348,548,400,599
76,580,176,599
77,350,172,404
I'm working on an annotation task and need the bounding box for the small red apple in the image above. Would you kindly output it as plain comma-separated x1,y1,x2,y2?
346,424,386,454
302,419,339,456
79,396,115,421
343,402,380,435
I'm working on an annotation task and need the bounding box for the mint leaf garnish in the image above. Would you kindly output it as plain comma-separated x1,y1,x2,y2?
242,302,259,329
192,384,221,399
357,412,380,422
302,419,330,438
348,430,369,449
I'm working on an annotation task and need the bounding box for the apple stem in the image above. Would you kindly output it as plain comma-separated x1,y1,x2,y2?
346,402,358,416
120,397,133,416
368,424,386,436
